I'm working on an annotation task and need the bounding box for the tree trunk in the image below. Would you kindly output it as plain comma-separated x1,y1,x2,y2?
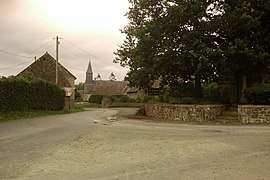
194,72,203,98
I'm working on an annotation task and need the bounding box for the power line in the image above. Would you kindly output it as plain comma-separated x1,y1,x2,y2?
62,39,100,60
65,65,86,72
28,39,54,54
0,39,54,71
0,49,33,59
0,59,33,71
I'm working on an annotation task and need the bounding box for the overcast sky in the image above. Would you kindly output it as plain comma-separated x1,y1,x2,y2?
0,0,130,83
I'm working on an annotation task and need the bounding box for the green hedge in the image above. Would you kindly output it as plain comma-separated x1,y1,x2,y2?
109,95,136,103
243,84,270,105
89,94,104,104
89,94,137,104
0,76,65,112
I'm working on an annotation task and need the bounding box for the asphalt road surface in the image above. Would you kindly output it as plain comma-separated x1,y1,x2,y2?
0,108,269,180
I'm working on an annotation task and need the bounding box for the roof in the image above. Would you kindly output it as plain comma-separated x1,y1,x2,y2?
18,52,76,87
84,80,129,95
86,60,93,74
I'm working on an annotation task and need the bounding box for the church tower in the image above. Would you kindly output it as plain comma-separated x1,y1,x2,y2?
85,60,93,84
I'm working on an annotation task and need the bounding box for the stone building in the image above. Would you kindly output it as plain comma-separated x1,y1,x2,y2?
83,60,129,101
18,52,77,109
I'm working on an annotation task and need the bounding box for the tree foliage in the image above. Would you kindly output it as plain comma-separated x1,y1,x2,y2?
114,0,270,97
75,82,84,90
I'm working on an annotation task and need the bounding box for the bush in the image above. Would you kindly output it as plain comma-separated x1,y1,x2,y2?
110,102,144,108
202,82,220,102
160,83,196,102
109,95,136,103
0,76,65,112
143,95,153,103
109,95,123,102
243,84,270,105
171,83,197,98
136,107,146,116
119,95,130,102
168,97,194,104
89,94,104,104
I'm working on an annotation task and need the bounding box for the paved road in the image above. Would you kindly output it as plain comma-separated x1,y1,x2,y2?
0,108,270,180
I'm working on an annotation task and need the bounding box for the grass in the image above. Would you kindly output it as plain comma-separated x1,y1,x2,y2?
110,102,144,108
0,105,85,123
75,102,100,108
0,102,144,123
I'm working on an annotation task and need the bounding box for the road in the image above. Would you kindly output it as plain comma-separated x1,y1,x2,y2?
0,108,270,180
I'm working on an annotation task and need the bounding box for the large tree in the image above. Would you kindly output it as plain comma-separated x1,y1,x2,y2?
114,0,270,97
212,0,270,75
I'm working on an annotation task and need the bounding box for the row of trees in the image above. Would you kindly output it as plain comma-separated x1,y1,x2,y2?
114,0,270,97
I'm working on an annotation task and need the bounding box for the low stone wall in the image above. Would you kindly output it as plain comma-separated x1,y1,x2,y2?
238,105,270,124
145,103,226,122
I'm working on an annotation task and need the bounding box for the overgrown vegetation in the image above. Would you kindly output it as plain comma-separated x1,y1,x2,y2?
0,76,65,112
159,82,220,104
243,84,270,105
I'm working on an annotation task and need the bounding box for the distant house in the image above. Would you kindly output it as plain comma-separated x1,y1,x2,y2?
83,60,129,101
18,52,77,109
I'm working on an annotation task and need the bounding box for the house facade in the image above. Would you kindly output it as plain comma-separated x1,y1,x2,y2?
18,52,77,109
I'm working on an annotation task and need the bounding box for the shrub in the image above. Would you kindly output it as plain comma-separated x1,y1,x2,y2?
168,97,194,104
89,94,104,104
170,83,197,98
143,95,153,103
109,95,123,102
202,82,220,102
243,84,270,105
109,95,135,103
0,76,65,112
136,107,146,116
119,95,129,102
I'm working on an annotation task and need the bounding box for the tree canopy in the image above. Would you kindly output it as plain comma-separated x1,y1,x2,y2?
114,0,270,97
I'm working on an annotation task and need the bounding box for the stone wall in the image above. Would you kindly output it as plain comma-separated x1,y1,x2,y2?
145,103,226,122
238,105,270,124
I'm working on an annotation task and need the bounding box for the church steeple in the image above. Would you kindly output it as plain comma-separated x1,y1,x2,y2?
85,60,93,84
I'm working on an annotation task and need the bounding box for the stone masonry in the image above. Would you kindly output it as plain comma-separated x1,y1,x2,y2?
145,103,226,122
238,105,270,124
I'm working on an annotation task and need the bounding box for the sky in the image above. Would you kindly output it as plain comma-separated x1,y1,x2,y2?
0,0,130,83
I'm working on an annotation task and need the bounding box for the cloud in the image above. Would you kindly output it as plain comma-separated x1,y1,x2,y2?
0,0,129,83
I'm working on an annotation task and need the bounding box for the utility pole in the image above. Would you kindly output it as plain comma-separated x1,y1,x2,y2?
56,36,59,84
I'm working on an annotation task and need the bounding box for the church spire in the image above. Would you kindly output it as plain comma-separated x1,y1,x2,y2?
86,59,93,74
85,60,93,84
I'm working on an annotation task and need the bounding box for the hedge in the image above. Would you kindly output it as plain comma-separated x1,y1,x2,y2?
89,94,104,104
243,84,270,105
109,95,135,103
0,76,65,112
